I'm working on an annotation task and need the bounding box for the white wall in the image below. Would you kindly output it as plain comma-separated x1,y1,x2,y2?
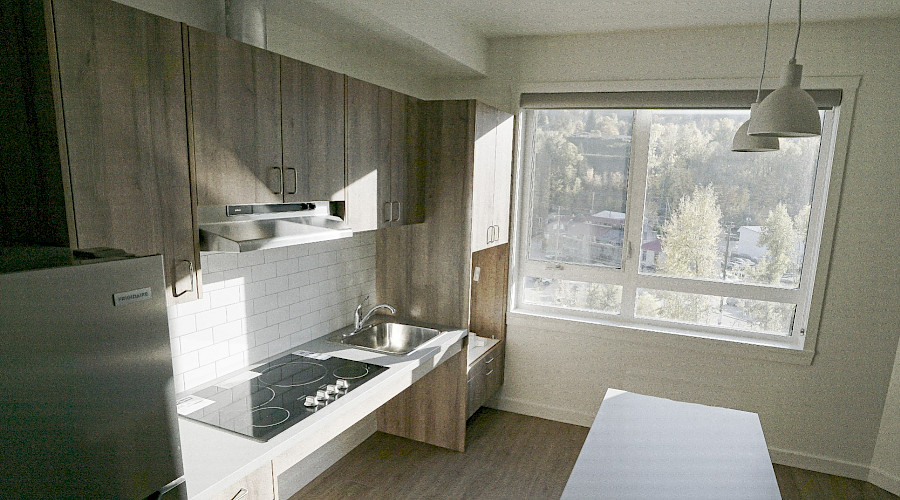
166,234,375,392
871,347,900,493
475,18,900,485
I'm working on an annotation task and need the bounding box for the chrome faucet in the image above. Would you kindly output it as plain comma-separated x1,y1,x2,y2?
350,302,396,334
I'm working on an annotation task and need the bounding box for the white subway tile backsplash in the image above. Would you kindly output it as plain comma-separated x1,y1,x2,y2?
180,328,214,353
195,307,228,331
176,294,210,317
183,364,217,388
206,253,238,273
237,250,265,268
276,258,299,276
168,234,376,392
209,287,241,309
264,247,287,263
197,342,230,366
212,319,244,343
251,262,277,282
172,352,199,376
267,305,291,327
265,276,290,295
168,315,197,337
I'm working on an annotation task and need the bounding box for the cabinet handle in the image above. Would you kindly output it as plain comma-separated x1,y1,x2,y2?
485,357,494,364
383,202,393,222
485,369,494,376
486,226,493,244
286,168,297,195
230,488,248,500
392,201,401,222
173,260,195,297
272,167,283,195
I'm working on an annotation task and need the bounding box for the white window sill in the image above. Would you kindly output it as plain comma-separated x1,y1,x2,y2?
507,309,815,366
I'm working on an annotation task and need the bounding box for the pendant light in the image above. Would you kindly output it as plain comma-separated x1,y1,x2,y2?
732,0,779,152
748,0,821,137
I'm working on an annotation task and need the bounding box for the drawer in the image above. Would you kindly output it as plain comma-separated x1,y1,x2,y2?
208,463,274,500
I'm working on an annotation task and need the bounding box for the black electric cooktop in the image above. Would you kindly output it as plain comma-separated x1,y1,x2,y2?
176,352,387,442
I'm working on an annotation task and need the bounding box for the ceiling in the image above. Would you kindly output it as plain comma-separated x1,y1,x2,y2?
410,0,900,38
277,0,900,78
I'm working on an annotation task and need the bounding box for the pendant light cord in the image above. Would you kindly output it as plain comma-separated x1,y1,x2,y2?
757,0,774,103
792,0,802,60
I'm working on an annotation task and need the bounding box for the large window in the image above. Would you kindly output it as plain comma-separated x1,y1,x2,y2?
514,95,838,349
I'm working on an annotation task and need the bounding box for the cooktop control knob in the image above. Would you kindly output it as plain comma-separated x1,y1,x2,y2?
304,395,318,407
316,389,329,401
326,384,338,395
336,379,349,390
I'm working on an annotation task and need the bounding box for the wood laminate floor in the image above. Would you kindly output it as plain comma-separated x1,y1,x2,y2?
293,407,898,500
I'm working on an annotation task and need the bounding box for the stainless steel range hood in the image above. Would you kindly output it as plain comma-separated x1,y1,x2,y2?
199,202,352,253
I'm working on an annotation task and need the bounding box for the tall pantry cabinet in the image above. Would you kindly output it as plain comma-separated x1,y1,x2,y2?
375,100,514,450
1,0,200,304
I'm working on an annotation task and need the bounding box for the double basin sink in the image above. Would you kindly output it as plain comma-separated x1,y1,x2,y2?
327,321,441,355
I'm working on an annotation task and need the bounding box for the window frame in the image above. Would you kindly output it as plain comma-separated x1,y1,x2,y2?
508,76,859,363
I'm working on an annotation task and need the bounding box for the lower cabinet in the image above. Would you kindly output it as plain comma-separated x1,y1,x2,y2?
466,342,505,419
207,463,275,500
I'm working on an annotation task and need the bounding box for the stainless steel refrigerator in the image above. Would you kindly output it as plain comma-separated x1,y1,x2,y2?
0,247,185,499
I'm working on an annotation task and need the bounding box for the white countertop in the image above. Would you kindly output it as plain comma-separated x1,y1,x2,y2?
467,335,500,366
177,322,467,499
561,389,780,500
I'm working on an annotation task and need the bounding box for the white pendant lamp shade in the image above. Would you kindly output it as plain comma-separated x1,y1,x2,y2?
748,59,821,137
732,103,780,152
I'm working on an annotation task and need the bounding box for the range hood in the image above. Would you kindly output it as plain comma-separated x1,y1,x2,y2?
198,202,352,253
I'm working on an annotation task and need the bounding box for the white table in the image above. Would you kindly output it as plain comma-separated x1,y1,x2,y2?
562,389,781,499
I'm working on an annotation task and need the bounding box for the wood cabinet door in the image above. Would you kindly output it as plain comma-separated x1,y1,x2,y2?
346,77,391,231
470,102,499,252
281,58,345,202
389,92,427,226
188,27,281,206
492,112,515,246
53,0,199,304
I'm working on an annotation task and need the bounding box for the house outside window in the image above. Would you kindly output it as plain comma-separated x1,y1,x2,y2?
512,90,842,349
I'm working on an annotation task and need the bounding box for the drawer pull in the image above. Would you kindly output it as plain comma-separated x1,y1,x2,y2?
485,357,494,364
231,488,248,500
485,369,494,376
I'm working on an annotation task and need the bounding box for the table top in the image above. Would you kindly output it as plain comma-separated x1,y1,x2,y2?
561,389,781,500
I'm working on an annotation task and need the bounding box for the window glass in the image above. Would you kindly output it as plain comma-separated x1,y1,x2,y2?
640,110,822,289
523,277,622,314
635,288,796,335
527,110,634,267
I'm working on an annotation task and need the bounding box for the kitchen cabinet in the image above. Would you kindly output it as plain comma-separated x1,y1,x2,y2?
466,341,505,419
187,26,282,206
346,77,426,230
281,58,346,203
2,0,200,304
188,28,346,206
207,463,274,500
471,104,514,252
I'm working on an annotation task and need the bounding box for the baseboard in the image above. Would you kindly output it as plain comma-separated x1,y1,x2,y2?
275,414,377,499
767,446,871,481
869,467,900,497
487,395,594,427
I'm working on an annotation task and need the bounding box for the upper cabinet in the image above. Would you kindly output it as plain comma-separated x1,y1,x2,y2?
187,28,345,206
281,58,345,203
346,77,426,231
471,103,514,253
187,27,282,206
50,0,200,303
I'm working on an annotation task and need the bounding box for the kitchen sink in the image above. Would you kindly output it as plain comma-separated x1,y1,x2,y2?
330,322,441,355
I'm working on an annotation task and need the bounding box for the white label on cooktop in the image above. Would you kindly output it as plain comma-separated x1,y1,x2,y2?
216,370,262,389
175,395,216,415
292,349,332,360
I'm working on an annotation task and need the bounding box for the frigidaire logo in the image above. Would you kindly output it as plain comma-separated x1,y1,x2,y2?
113,287,153,306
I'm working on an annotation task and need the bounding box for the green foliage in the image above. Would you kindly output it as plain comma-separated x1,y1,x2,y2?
659,185,723,279
756,203,795,284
